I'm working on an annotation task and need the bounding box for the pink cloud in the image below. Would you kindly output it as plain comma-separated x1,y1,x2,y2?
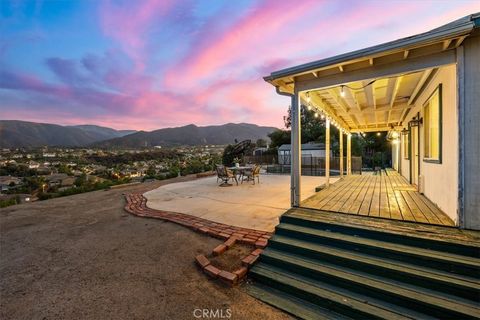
99,0,176,71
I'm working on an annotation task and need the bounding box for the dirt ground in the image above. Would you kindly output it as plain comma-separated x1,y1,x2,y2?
0,177,292,320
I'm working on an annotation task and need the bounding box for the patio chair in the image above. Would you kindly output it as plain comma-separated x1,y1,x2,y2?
216,165,225,184
241,165,260,185
216,165,238,186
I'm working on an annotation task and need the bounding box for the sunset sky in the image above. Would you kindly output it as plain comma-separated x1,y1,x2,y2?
1,0,479,130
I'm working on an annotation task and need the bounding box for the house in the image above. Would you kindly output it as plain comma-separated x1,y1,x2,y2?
251,14,480,319
45,174,76,188
0,176,22,192
252,147,268,156
278,143,328,165
264,13,480,230
28,161,40,169
42,152,56,158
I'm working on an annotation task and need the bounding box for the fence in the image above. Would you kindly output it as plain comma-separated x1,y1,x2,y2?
243,154,277,165
265,156,362,176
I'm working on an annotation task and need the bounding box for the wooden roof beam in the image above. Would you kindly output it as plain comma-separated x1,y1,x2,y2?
326,89,360,127
443,39,452,50
407,68,434,105
351,126,391,133
309,93,351,131
454,35,467,48
344,86,367,126
363,80,377,127
387,75,403,124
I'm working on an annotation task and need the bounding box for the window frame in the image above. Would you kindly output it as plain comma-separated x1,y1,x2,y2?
403,130,410,160
423,84,442,164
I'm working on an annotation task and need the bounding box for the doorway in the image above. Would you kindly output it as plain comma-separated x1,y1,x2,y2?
411,125,419,188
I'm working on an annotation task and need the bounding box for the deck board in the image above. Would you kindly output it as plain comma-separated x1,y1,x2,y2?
302,170,454,226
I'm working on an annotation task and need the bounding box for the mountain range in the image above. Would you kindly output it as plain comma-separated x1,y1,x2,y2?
0,120,277,148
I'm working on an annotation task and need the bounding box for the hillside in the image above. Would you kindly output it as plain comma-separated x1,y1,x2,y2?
93,123,277,148
0,121,136,148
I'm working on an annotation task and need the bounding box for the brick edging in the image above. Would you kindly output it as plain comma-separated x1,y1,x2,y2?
195,237,265,286
124,193,271,285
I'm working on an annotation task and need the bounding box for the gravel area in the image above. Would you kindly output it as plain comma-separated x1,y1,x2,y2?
0,177,292,320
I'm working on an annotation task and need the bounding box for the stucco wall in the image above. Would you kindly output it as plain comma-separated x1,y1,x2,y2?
397,65,458,224
462,33,480,230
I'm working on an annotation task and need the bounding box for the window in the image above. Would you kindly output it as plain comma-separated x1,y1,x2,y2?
403,131,410,159
423,84,442,163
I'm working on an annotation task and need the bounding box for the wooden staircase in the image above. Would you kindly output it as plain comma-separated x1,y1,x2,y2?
247,208,480,320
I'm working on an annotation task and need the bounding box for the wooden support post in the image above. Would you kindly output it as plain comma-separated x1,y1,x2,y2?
347,133,352,175
325,119,330,187
291,91,301,207
339,130,344,178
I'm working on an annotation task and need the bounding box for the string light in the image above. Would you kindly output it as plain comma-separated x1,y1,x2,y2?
340,85,345,98
306,92,311,104
321,114,325,119
314,112,318,118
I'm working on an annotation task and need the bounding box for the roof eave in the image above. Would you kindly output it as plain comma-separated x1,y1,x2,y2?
264,15,476,82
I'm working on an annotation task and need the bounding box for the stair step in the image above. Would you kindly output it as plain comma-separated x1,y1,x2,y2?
276,223,480,277
280,213,480,258
259,249,480,318
270,234,480,301
250,264,424,320
247,283,352,320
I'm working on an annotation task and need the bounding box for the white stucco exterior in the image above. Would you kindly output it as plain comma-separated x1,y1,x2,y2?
397,65,458,224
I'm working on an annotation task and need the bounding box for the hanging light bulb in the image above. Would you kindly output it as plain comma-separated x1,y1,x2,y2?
314,112,318,118
321,114,325,119
306,92,311,104
340,85,346,98
307,105,312,111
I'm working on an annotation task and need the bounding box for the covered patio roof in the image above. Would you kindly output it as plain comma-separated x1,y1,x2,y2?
265,13,479,133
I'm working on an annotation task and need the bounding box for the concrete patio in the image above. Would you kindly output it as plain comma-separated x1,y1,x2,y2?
144,174,338,232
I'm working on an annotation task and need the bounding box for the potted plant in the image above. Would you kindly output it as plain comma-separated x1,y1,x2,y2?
233,157,240,168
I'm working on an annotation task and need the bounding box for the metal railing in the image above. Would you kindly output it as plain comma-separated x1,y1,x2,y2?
265,156,362,176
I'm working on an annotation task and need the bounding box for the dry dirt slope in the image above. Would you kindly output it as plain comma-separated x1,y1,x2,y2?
0,179,291,320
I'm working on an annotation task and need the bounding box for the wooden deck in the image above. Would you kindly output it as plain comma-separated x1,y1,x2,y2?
302,169,455,226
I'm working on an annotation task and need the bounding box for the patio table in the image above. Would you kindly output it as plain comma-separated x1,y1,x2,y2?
227,166,253,181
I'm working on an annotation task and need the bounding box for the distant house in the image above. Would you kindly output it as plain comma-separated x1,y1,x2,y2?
28,161,40,169
253,147,268,156
45,174,75,188
278,143,329,165
0,176,22,193
42,153,56,158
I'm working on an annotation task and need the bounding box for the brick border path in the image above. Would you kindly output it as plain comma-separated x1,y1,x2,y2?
125,193,272,285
